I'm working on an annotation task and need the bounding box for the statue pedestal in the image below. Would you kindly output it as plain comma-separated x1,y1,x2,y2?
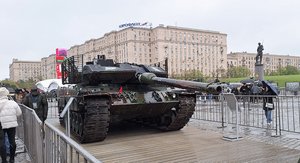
255,64,264,81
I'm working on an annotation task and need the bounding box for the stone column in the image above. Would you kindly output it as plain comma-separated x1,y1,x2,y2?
255,63,264,81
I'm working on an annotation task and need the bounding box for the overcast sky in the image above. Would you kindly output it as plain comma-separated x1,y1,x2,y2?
1,0,300,80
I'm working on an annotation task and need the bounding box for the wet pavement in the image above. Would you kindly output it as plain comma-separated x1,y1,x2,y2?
14,99,300,162
0,138,31,163
189,119,300,150
14,138,31,163
12,119,300,162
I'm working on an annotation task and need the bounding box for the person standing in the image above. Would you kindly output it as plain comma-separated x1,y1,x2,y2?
262,85,274,128
240,83,250,108
22,86,48,122
0,87,22,163
240,83,250,95
251,82,261,103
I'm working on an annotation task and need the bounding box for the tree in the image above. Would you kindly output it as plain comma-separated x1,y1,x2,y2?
185,70,204,80
17,79,36,89
282,65,300,75
227,66,251,78
174,70,205,81
0,79,18,89
270,65,300,76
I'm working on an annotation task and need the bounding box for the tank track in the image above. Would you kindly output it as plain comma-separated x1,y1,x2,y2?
134,95,195,131
72,98,110,143
159,95,195,131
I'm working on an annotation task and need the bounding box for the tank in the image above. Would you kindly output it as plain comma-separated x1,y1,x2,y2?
57,55,222,143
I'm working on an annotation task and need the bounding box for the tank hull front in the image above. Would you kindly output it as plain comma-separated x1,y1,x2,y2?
110,101,178,122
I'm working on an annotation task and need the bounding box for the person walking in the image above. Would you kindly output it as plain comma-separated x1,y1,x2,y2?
22,86,48,122
0,87,22,163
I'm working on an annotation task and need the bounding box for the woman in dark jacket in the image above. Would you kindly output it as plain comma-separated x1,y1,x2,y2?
262,85,274,126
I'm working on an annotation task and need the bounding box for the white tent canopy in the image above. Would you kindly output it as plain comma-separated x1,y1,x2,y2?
35,79,63,92
48,79,64,92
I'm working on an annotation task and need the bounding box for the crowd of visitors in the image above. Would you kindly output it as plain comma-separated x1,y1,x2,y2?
0,85,49,163
228,81,277,127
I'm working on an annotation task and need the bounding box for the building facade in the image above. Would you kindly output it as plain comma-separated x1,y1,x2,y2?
227,52,300,76
9,59,42,82
68,25,228,78
9,54,58,82
41,54,56,80
9,24,300,82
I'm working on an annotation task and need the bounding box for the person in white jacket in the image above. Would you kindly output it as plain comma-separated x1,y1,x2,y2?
0,87,22,163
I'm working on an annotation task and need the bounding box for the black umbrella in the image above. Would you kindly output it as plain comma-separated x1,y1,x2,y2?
262,80,279,96
240,78,255,84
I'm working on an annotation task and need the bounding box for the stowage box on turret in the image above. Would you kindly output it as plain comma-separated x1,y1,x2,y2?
57,55,222,143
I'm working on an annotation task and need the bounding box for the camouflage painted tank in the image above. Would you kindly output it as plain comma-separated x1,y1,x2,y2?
57,55,222,143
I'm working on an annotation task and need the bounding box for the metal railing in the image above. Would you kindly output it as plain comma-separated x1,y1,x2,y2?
17,94,300,162
44,122,101,163
192,94,300,134
47,98,59,119
17,105,43,163
16,104,101,163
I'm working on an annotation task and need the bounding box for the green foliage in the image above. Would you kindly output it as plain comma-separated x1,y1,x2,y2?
17,78,36,89
280,65,299,75
0,79,19,89
269,65,300,76
264,74,300,87
185,70,205,81
0,79,36,90
222,74,300,87
227,66,251,78
172,70,206,82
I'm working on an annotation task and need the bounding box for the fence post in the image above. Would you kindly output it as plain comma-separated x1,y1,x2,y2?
277,98,282,136
218,94,226,128
60,97,74,137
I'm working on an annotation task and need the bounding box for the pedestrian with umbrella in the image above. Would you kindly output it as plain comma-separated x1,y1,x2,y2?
261,80,278,128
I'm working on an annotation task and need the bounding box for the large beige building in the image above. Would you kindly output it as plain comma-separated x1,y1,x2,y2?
227,52,300,76
41,54,56,79
9,54,57,82
9,24,300,82
9,59,42,82
68,25,228,78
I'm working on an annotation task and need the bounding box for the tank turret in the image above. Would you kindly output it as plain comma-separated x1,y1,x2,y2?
57,55,222,143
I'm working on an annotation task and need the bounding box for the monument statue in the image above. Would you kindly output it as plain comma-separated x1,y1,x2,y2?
255,42,264,64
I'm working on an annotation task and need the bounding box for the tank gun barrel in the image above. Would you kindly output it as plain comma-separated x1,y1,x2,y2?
138,73,222,94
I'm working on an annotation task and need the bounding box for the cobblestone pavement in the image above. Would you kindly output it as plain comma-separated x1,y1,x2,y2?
189,119,300,150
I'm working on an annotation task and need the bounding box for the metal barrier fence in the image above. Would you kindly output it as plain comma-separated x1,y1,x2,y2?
48,95,300,134
16,104,101,163
44,122,101,163
47,98,59,119
192,94,300,134
16,94,299,162
17,104,43,163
